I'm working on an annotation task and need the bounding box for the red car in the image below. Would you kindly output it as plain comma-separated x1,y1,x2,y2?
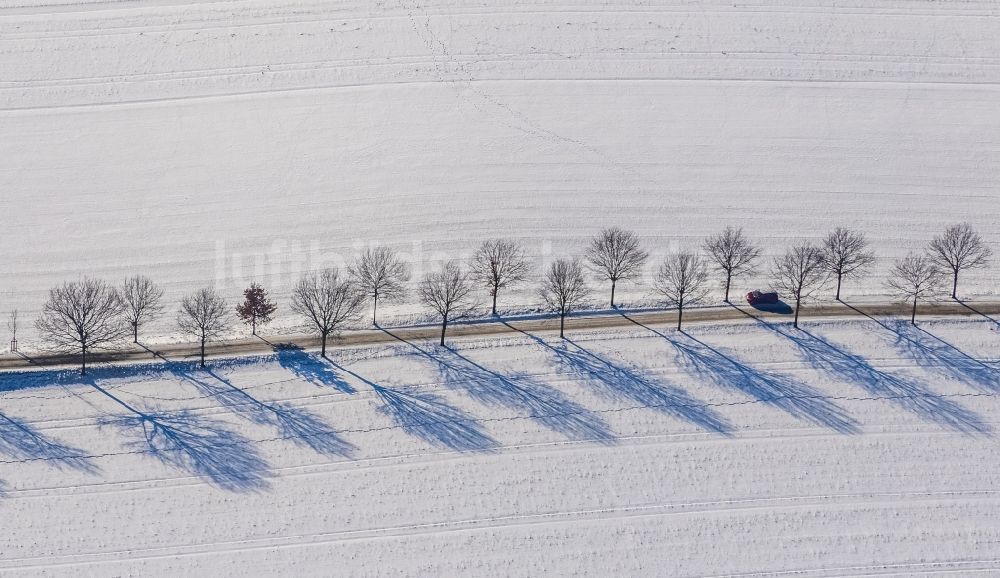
746,290,779,305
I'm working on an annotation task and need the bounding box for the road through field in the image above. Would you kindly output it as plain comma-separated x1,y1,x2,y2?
2,299,998,371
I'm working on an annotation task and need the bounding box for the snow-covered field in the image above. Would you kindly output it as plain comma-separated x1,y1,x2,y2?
2,0,1000,342
4,0,1000,575
2,315,1000,575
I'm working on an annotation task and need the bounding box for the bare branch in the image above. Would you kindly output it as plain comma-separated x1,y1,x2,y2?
653,253,710,330
35,277,128,374
471,238,531,315
121,275,164,343
585,227,648,308
419,261,476,346
703,226,761,302
771,244,828,328
822,227,876,300
927,223,992,299
350,247,410,325
885,254,944,324
177,288,230,367
539,258,589,338
290,268,366,357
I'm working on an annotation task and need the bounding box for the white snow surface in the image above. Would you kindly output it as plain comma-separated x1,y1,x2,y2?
1,316,1000,575
2,0,1000,342
3,2,1000,575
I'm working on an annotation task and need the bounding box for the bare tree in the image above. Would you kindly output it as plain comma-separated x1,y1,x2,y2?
771,245,828,329
36,278,127,375
703,226,762,303
7,309,18,353
177,288,230,368
540,258,590,338
471,238,531,316
585,227,648,308
290,269,366,358
236,282,277,336
886,254,943,325
822,227,876,301
419,261,476,346
927,223,992,300
654,253,710,331
121,275,164,343
350,246,410,325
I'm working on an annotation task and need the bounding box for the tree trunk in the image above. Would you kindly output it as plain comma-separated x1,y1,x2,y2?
560,310,566,338
372,292,379,326
793,296,801,329
911,297,918,325
200,335,206,368
492,289,498,316
835,274,843,301
952,270,959,300
133,322,138,344
252,318,257,336
321,331,329,358
724,273,732,303
677,302,684,331
440,314,448,346
610,280,617,309
81,343,87,376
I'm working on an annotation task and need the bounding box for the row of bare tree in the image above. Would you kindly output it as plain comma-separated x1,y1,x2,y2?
21,222,991,374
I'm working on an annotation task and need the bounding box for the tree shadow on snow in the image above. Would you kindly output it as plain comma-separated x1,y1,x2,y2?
0,410,98,475
322,358,498,452
84,379,271,492
957,299,1000,329
0,375,100,497
272,344,357,394
861,316,1000,393
502,322,731,435
164,361,355,459
381,328,617,444
620,315,856,433
751,316,989,436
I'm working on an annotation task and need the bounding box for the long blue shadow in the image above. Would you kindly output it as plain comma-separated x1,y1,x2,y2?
841,303,1000,392
164,362,355,459
501,323,730,435
884,320,1000,393
0,354,273,396
382,329,617,443
273,344,356,393
0,410,98,475
668,331,858,434
84,379,271,492
753,318,989,435
324,358,498,452
957,300,1000,329
618,314,854,433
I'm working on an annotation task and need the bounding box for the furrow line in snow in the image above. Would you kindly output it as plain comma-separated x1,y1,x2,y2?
0,422,990,500
10,51,1000,87
2,490,998,570
6,74,1000,112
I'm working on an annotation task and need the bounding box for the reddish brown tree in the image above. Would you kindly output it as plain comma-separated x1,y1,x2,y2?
236,283,277,336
